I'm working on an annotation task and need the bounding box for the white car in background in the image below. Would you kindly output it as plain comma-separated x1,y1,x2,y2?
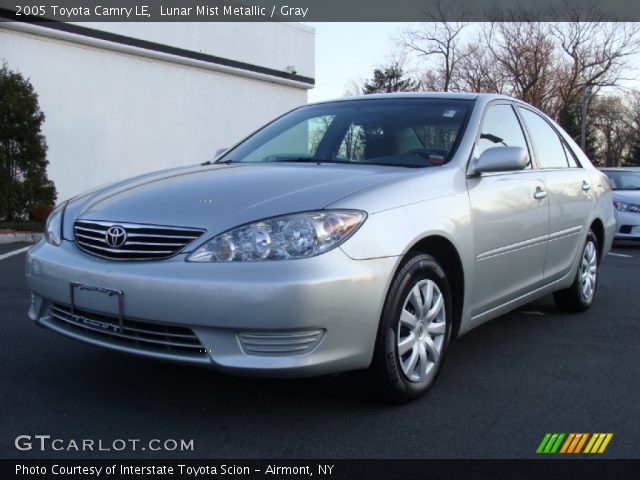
600,168,640,240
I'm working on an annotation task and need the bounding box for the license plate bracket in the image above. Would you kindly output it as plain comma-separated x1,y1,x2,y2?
69,282,124,333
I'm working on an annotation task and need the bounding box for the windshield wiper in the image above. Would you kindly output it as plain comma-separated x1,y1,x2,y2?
202,159,233,166
268,157,342,164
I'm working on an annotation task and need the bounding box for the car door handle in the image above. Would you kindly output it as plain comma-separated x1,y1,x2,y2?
534,187,547,200
582,181,591,191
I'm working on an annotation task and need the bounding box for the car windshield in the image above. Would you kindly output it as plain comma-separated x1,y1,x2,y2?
216,98,473,168
603,170,640,190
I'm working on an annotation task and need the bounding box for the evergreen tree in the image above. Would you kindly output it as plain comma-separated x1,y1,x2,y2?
557,99,598,163
626,136,640,166
362,63,419,94
0,63,56,221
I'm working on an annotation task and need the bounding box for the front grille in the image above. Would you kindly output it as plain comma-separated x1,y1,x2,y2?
238,329,325,356
74,220,205,260
48,303,207,361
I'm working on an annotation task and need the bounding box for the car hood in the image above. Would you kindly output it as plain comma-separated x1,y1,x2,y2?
612,190,640,203
64,162,411,240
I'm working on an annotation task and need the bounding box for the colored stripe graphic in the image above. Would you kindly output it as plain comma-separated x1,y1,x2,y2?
584,433,614,454
537,433,565,453
550,434,565,453
584,434,599,453
567,433,583,453
574,433,589,453
598,434,613,453
560,433,575,453
536,434,552,453
544,434,559,453
537,433,613,454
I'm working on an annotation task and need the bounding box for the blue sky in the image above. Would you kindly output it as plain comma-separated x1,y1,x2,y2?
306,23,409,102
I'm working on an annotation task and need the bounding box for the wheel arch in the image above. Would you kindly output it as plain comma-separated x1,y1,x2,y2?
589,218,605,263
405,235,465,339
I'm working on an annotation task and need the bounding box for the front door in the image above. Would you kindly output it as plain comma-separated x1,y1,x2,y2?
467,103,550,317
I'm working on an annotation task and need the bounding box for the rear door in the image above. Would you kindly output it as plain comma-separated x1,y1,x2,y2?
467,103,550,317
516,107,593,282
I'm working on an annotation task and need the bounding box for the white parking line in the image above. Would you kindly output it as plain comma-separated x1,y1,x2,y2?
609,252,633,258
0,246,30,261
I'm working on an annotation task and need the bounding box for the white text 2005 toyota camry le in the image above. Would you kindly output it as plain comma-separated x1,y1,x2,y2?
26,93,615,401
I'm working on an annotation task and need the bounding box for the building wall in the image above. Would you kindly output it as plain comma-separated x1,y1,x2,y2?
0,22,315,202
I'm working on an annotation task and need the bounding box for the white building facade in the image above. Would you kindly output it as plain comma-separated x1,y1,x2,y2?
0,22,315,202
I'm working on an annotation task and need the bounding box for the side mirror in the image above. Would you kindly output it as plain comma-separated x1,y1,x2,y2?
470,146,529,175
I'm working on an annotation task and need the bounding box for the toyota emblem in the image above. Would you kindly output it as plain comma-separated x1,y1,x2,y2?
105,226,127,248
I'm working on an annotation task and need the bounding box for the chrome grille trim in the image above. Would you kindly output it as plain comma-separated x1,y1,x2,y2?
238,329,325,356
48,303,208,361
74,220,205,261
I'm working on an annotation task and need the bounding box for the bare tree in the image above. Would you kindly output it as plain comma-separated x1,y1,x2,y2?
481,22,563,114
398,0,639,117
343,79,364,97
382,2,640,164
395,0,475,91
455,36,506,94
416,71,441,92
622,91,640,165
550,20,640,109
590,95,633,167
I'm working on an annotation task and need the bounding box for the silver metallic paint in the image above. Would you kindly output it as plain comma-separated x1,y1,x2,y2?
26,93,615,375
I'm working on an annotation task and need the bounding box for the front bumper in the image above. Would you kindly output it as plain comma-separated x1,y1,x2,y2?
613,210,640,240
25,240,397,377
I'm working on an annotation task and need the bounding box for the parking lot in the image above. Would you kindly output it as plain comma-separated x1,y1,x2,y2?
1,241,639,459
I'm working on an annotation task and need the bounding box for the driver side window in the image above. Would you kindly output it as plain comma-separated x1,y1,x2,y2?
478,104,531,168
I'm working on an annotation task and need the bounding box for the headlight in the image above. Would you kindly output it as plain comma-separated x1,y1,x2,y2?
187,210,366,262
44,202,67,246
614,201,640,213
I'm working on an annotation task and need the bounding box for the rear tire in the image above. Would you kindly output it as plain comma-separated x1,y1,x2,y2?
553,231,599,312
370,253,453,403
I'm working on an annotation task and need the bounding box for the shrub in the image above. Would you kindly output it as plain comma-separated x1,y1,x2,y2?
28,202,54,223
0,62,57,221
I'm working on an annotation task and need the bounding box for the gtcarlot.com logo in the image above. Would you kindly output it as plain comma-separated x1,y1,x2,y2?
15,435,194,452
536,433,613,454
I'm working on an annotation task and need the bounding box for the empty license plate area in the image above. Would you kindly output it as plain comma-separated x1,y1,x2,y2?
69,283,124,333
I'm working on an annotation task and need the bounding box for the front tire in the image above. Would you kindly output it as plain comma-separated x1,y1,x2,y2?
553,231,599,312
371,253,453,403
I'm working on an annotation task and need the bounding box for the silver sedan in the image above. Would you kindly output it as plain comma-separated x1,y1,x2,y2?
26,93,615,402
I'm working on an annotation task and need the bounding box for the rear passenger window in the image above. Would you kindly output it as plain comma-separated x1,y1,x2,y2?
477,104,530,168
518,108,569,169
562,142,581,168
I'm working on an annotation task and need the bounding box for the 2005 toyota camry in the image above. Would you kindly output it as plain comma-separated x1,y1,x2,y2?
26,93,615,401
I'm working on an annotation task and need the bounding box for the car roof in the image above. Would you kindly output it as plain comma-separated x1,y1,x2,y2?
308,91,512,106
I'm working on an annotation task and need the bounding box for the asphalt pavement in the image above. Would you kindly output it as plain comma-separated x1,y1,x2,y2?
1,242,638,459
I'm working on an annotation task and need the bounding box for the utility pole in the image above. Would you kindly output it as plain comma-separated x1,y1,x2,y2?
580,84,593,152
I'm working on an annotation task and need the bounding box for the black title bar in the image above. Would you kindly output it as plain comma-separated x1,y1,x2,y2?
1,0,639,22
